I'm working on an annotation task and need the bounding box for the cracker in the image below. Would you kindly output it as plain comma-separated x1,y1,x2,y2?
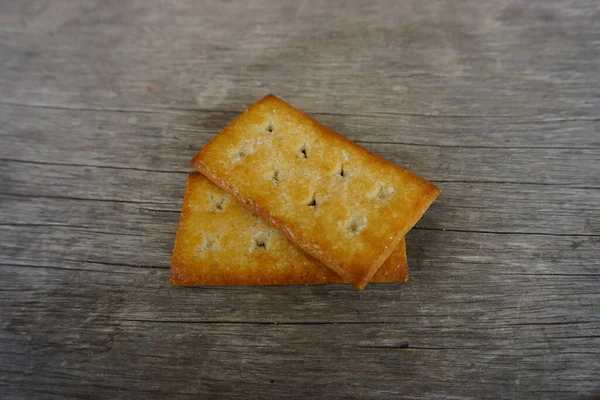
170,173,408,286
191,95,438,289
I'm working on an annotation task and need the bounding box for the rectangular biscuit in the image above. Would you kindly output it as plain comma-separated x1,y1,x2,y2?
191,94,439,289
170,173,409,286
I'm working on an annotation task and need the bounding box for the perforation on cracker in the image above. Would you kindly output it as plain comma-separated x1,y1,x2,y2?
307,192,317,208
208,194,228,212
346,216,366,236
197,236,219,255
300,143,308,159
250,232,270,252
231,147,250,162
373,184,395,201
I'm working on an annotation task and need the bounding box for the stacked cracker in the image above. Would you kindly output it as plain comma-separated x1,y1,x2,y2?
171,95,439,289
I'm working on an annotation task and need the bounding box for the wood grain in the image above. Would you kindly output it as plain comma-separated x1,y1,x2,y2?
0,0,599,398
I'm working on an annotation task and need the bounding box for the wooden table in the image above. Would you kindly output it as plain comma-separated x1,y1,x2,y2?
1,1,598,398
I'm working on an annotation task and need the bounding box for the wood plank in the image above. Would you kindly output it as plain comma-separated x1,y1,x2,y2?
1,0,599,398
2,101,599,152
2,161,598,236
1,261,598,398
0,0,599,119
1,105,599,187
2,220,599,284
1,186,599,272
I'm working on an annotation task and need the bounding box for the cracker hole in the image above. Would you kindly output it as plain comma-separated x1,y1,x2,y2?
307,192,317,208
209,195,227,212
272,169,280,184
375,185,395,201
266,124,274,133
339,164,345,178
300,144,307,159
232,148,249,162
198,236,219,255
250,233,270,252
346,217,366,236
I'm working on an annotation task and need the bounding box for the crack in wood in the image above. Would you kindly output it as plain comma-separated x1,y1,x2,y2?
413,226,600,237
118,318,395,325
0,192,173,206
0,158,188,175
2,100,598,124
0,261,141,274
354,140,599,151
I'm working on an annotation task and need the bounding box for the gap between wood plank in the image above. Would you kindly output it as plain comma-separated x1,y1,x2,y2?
1,199,596,238
0,223,154,238
116,319,403,325
2,100,599,125
114,318,600,327
0,262,141,274
354,140,598,150
0,158,186,175
2,158,598,188
412,226,600,238
50,258,168,270
2,213,596,238
2,260,598,276
0,192,174,206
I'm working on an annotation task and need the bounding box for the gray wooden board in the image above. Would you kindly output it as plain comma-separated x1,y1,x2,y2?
0,0,599,398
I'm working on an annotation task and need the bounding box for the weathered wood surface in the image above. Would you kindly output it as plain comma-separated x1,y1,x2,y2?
1,0,599,398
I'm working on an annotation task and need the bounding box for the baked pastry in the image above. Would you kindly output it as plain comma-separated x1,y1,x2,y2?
191,95,438,288
171,173,409,286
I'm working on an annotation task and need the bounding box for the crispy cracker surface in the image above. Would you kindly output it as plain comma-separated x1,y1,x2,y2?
191,95,438,288
170,173,408,286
